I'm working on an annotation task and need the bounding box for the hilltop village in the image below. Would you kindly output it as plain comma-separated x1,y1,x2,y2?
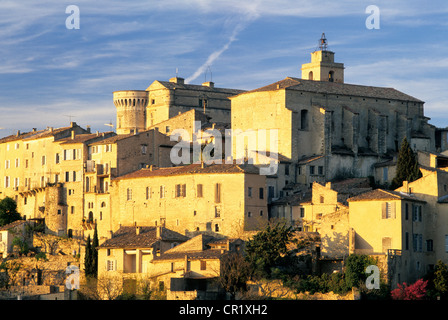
1,35,448,300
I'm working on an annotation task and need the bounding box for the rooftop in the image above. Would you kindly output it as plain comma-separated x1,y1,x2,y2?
347,188,426,203
232,77,423,103
115,162,261,180
98,226,188,249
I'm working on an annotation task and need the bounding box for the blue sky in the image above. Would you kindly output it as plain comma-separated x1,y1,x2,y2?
1,1,448,137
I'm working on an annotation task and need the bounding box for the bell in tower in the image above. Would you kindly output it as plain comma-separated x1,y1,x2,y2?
301,33,345,83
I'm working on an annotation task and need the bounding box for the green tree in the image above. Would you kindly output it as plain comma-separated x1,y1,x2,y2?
434,260,448,299
0,197,21,226
245,223,294,279
391,137,422,189
92,224,99,279
345,254,377,289
84,234,94,278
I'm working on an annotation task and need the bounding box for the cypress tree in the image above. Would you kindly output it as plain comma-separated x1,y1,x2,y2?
391,137,422,189
92,224,99,278
84,234,93,278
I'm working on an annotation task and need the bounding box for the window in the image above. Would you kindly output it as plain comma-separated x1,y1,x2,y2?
445,235,448,253
4,176,10,188
300,207,305,218
413,234,423,252
308,71,313,80
310,166,315,175
248,187,252,198
15,158,19,168
55,153,60,164
412,204,422,222
72,171,77,182
197,184,203,198
215,206,221,218
42,156,46,165
405,203,409,220
248,211,252,217
215,183,221,203
405,232,409,250
65,172,70,182
200,261,207,270
141,145,147,155
426,239,433,252
106,260,116,271
318,166,324,175
71,206,75,214
214,224,220,232
259,187,264,199
175,184,186,198
285,165,289,176
320,195,324,203
260,210,263,216
146,187,151,200
328,71,334,82
382,202,395,219
300,109,309,130
5,160,10,169
127,188,132,201
160,185,165,198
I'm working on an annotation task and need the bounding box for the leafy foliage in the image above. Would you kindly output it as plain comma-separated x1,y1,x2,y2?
245,223,295,279
433,260,448,299
218,252,250,298
391,279,428,300
0,197,21,226
391,137,422,189
344,254,378,289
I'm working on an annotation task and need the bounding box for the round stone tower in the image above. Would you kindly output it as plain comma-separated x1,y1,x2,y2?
113,90,148,135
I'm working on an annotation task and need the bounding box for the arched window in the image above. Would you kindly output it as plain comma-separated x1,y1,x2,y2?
329,71,334,82
88,211,93,222
308,71,313,80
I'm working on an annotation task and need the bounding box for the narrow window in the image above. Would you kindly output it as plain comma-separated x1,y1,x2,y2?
197,184,203,198
259,187,264,199
215,183,221,203
127,188,132,201
300,110,309,130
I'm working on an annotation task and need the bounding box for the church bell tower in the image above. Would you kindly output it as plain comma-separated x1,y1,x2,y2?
301,33,345,83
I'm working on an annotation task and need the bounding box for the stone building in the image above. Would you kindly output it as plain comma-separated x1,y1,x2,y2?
110,163,268,239
230,43,435,199
114,77,244,135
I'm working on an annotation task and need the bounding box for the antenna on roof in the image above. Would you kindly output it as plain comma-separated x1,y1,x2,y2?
204,65,212,83
64,114,76,123
176,68,179,77
104,121,114,130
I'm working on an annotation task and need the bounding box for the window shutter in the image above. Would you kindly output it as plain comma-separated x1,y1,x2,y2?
391,202,396,219
381,202,387,219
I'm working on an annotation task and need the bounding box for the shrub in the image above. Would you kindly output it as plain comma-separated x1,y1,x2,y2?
391,279,428,300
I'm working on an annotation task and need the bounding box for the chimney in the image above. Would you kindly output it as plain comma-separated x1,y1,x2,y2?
86,125,91,133
325,182,332,189
136,226,141,235
169,77,184,85
16,130,20,137
403,180,409,193
108,230,113,239
202,81,214,88
156,226,162,239
71,130,75,139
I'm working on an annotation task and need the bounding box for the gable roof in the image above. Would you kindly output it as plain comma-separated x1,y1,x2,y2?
98,226,188,249
0,220,26,232
232,77,423,103
347,189,425,203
